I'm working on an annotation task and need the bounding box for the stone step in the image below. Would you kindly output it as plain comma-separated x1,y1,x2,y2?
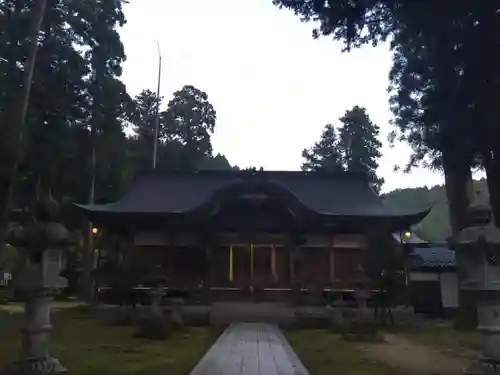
210,302,296,326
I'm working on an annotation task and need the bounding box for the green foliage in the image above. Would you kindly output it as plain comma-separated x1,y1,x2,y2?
136,313,172,340
127,87,230,173
402,324,481,352
302,124,343,172
302,106,384,192
364,230,406,313
343,319,380,342
272,0,396,51
383,178,489,241
286,329,410,375
0,1,234,224
129,89,162,147
198,154,233,170
338,106,384,192
364,232,403,283
0,0,131,210
273,0,500,223
164,85,217,168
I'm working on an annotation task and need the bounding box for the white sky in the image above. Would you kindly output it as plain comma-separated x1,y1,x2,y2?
118,0,484,193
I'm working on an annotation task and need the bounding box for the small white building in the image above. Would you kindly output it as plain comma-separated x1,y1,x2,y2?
409,245,458,316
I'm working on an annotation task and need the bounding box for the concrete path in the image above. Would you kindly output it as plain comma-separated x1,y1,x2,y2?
189,323,309,375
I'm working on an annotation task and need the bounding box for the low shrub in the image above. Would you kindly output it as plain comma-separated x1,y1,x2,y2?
105,307,138,326
181,307,211,327
135,311,172,340
295,308,327,329
171,306,185,330
342,317,381,342
327,306,346,334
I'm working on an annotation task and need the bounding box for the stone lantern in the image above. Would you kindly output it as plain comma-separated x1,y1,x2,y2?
455,193,500,375
136,270,171,340
1,193,71,375
352,264,371,314
341,264,378,341
149,271,167,318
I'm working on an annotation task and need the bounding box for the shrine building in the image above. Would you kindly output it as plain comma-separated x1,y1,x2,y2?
75,169,430,301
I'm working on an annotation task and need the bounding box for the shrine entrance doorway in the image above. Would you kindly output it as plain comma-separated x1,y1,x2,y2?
230,244,276,288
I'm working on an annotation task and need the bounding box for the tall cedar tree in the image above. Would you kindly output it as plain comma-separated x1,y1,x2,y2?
163,85,217,170
78,0,130,301
301,124,343,172
338,106,384,193
302,107,383,193
128,86,228,173
0,0,47,252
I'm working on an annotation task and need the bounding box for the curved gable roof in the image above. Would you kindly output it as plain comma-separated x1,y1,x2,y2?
75,170,430,223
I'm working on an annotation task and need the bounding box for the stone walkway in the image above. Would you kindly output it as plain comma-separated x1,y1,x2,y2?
189,323,309,375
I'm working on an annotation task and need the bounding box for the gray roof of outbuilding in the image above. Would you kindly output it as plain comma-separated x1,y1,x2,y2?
409,246,456,270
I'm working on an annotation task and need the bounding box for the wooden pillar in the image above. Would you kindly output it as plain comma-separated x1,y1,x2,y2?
228,245,234,282
167,232,175,283
162,233,168,273
122,230,134,267
250,243,254,282
289,246,295,283
288,232,303,285
271,244,277,283
200,227,216,288
205,246,213,287
328,234,335,284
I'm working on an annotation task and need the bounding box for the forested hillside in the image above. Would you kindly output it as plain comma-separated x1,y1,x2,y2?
383,179,489,241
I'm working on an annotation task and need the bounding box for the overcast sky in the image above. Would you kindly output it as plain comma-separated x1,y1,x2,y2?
118,0,483,193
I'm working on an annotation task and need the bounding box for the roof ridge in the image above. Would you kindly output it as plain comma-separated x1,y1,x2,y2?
133,168,369,181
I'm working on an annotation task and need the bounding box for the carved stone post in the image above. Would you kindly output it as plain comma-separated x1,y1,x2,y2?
137,277,171,340
150,286,165,317
352,265,371,318
456,195,500,375
341,264,377,341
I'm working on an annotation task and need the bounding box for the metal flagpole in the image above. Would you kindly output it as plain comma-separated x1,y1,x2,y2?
152,41,162,169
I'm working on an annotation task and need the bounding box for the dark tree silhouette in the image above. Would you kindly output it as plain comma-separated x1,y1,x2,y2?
302,107,384,193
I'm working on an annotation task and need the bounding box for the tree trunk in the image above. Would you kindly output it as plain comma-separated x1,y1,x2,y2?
443,151,477,329
81,130,96,302
476,0,500,228
0,0,47,252
485,148,500,227
427,0,478,330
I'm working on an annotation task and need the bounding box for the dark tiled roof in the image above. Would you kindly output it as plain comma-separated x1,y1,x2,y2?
409,246,456,270
75,170,430,221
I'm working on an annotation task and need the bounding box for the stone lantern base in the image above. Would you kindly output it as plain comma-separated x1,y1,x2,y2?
463,298,500,375
465,359,500,375
2,356,66,375
1,293,66,375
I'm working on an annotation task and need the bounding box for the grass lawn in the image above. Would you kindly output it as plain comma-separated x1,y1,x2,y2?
285,330,416,375
0,305,217,375
0,300,86,313
401,324,480,352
